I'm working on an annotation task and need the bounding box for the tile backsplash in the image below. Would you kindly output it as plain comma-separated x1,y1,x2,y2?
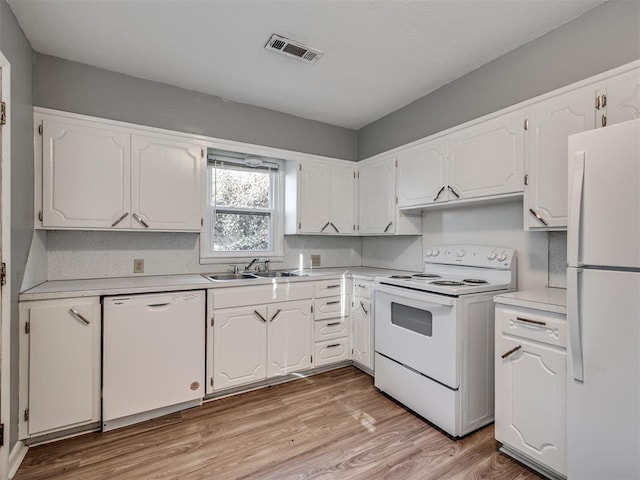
548,231,567,288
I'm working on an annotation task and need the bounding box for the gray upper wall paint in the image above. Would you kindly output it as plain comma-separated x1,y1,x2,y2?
1,0,34,451
34,54,358,161
358,0,640,159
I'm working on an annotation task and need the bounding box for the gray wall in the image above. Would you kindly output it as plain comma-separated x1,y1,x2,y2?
358,0,640,159
0,0,33,452
34,54,358,161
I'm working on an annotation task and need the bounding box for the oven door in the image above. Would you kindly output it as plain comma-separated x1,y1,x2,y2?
374,283,459,389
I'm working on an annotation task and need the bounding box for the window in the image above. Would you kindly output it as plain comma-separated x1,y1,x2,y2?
201,153,283,261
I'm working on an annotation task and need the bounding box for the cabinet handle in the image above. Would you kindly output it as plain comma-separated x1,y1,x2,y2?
111,212,129,227
383,221,393,233
270,308,282,322
327,322,341,327
325,300,340,305
326,284,341,289
360,301,369,315
253,310,267,323
355,283,366,289
132,213,149,228
602,114,607,128
433,186,445,202
501,345,522,359
320,221,330,232
329,222,339,233
528,208,549,226
515,316,546,327
69,308,90,326
327,343,341,348
447,186,460,199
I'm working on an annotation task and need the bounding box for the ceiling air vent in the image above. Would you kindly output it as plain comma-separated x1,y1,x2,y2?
265,34,323,64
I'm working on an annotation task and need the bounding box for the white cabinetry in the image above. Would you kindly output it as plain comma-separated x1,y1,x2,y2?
358,156,421,235
495,299,567,478
447,112,525,200
207,283,314,393
351,278,373,372
285,160,356,235
396,139,447,208
19,297,101,439
596,68,640,128
38,113,204,231
312,279,351,367
524,87,595,230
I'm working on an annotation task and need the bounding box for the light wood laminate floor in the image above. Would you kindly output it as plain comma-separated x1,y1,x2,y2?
15,367,543,480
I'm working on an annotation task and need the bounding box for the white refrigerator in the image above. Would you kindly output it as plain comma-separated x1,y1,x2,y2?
567,118,640,480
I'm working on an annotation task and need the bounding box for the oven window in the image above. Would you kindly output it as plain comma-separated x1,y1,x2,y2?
390,302,433,337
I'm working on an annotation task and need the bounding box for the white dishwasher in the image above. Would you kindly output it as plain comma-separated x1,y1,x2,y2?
102,290,205,431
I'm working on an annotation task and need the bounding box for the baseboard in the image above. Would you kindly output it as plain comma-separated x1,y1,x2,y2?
8,441,28,479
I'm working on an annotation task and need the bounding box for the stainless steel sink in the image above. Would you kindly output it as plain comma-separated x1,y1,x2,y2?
252,271,295,278
204,273,258,281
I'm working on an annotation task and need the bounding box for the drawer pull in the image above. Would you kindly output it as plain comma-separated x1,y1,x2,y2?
360,301,369,315
516,316,546,327
355,283,367,289
326,284,341,289
501,345,522,359
327,322,341,327
253,310,267,323
69,308,90,326
327,343,341,348
325,300,340,305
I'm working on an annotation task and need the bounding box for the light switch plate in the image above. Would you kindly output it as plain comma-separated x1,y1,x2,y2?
133,259,144,274
310,255,321,267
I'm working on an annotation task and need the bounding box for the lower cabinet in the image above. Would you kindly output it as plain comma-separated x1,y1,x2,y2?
351,279,374,372
312,279,351,368
211,300,313,391
19,297,101,439
495,303,567,478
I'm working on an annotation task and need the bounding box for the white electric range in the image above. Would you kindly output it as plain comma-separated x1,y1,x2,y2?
373,245,517,437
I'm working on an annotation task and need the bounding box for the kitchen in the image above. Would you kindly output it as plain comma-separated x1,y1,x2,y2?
0,0,638,479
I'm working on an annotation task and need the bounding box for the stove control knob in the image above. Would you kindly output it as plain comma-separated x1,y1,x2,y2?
488,250,497,260
432,248,440,256
456,249,465,258
497,250,507,262
426,249,433,257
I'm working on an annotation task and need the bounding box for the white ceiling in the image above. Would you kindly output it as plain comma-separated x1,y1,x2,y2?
9,0,606,129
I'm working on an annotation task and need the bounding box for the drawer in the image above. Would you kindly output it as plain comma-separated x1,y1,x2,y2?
314,317,349,341
314,279,348,298
314,296,349,320
213,282,313,309
352,280,372,299
498,307,567,348
314,338,349,367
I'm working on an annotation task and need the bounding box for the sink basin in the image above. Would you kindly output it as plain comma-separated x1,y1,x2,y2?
204,273,258,281
252,271,295,278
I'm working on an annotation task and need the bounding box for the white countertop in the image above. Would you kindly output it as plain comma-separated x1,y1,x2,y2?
494,287,567,314
20,267,416,301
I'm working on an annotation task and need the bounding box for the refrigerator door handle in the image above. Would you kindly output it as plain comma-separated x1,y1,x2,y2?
568,267,584,382
568,152,585,266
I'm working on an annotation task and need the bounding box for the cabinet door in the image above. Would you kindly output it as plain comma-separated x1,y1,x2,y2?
328,164,356,234
499,336,566,476
267,301,312,376
448,113,525,200
27,298,101,436
352,297,372,370
297,162,330,233
213,306,267,390
397,140,448,208
358,157,396,234
526,88,595,229
42,119,130,229
599,69,640,127
131,134,203,231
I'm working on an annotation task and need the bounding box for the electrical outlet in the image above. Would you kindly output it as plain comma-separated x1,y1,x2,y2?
310,255,321,267
133,259,144,274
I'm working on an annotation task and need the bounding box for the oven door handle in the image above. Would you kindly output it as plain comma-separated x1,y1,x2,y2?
374,283,456,306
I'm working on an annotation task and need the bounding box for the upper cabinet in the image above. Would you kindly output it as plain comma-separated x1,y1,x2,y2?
396,139,447,208
595,68,640,128
358,156,422,235
447,112,525,200
285,160,357,235
524,87,595,230
37,113,205,232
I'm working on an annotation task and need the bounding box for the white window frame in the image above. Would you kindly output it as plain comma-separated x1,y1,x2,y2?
200,157,285,264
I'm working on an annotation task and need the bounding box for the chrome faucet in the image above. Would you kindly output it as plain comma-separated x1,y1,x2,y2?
244,258,259,272
229,265,240,274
